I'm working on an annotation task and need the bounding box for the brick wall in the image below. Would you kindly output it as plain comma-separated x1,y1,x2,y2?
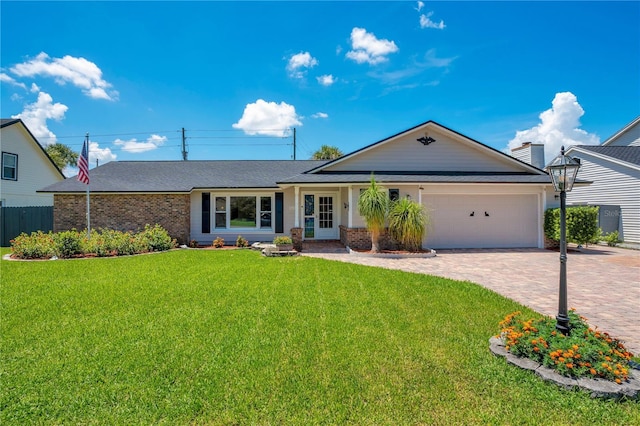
339,225,399,250
291,227,303,251
54,193,191,244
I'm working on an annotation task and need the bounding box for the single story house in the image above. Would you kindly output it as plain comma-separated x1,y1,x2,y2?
40,120,560,249
565,116,640,244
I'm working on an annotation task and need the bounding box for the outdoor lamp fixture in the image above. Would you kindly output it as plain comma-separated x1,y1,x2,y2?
547,146,581,335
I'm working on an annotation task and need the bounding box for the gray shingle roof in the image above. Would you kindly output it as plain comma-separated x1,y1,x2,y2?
576,146,640,166
1,118,21,127
39,160,328,193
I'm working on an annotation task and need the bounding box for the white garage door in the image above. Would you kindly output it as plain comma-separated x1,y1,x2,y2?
423,194,539,249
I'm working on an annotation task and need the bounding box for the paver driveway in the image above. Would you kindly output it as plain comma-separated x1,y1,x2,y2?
302,244,640,355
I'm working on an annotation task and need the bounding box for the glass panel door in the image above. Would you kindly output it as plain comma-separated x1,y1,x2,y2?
304,194,315,238
318,196,333,229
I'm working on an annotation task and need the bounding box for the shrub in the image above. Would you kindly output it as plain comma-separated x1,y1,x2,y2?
544,206,599,246
498,310,633,383
604,230,621,247
136,224,176,252
273,236,292,245
53,229,83,258
10,225,175,259
10,231,55,259
189,239,199,248
213,237,225,248
388,197,427,252
235,235,249,248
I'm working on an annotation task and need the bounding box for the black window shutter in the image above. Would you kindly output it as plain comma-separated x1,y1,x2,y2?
275,192,284,233
202,193,211,233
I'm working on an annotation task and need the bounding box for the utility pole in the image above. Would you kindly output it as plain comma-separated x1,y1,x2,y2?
293,127,296,160
181,127,188,160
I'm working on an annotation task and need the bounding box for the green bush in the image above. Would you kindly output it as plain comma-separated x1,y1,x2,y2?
53,229,83,258
10,231,55,259
235,235,249,248
388,197,427,252
136,224,176,252
544,206,599,246
10,225,175,259
604,230,621,247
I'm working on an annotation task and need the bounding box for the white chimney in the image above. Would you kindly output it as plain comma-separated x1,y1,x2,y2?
511,142,545,169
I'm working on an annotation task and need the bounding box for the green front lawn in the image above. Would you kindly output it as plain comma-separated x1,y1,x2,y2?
1,249,638,424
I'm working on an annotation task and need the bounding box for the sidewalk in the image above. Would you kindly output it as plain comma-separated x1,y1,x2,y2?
301,243,640,355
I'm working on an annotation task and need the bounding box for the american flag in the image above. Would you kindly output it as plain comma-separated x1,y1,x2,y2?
77,140,90,184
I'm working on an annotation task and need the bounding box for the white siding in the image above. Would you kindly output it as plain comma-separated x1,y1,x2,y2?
323,126,530,173
604,119,640,147
0,123,63,207
566,152,640,244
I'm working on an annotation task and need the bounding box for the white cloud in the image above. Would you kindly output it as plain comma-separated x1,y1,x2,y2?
30,83,40,93
311,112,329,119
420,11,446,30
11,91,68,145
10,52,118,100
421,49,456,68
0,72,27,89
415,1,424,12
114,134,167,153
317,74,335,86
286,52,318,78
346,27,399,65
232,99,302,137
507,92,600,162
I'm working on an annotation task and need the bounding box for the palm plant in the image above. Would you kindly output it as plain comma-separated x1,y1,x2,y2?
311,145,344,160
357,175,389,252
388,197,428,252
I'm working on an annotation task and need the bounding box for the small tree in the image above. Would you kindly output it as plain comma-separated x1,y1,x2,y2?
311,145,344,160
388,197,427,252
357,175,389,253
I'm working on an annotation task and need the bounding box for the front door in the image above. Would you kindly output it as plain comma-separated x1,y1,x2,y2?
303,193,338,240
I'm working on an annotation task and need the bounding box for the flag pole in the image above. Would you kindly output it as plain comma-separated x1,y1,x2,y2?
85,133,91,238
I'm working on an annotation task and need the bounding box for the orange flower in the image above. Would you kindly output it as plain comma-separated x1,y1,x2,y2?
615,378,622,384
590,368,597,375
533,347,540,352
566,363,574,369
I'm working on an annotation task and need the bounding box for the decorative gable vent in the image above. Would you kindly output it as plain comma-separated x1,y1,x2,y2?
417,133,436,146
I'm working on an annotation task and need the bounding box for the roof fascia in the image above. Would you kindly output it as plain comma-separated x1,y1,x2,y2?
566,146,640,172
601,116,640,146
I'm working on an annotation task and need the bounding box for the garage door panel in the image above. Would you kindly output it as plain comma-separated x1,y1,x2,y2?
423,194,538,249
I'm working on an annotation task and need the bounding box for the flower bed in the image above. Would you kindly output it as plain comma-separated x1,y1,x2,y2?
497,310,634,384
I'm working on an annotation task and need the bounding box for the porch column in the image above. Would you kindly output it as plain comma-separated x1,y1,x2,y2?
294,186,300,227
348,186,353,227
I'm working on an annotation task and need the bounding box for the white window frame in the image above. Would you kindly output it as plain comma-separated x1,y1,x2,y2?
212,194,274,231
2,152,18,181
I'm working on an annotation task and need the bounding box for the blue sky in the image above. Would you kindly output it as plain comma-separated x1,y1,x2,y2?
1,1,639,175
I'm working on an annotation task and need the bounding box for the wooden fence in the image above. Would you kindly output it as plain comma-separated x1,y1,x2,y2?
1,206,53,247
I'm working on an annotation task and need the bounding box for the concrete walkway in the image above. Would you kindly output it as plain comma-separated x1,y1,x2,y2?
301,243,640,355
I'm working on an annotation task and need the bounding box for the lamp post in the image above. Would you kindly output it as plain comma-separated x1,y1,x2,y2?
547,146,581,335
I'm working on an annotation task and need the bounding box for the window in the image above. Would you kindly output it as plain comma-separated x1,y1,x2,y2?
215,197,227,228
213,195,274,229
2,152,17,181
230,197,256,228
260,196,272,228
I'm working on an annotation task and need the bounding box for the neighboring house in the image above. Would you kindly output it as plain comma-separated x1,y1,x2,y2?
565,116,640,244
0,118,65,206
40,120,558,249
0,118,65,245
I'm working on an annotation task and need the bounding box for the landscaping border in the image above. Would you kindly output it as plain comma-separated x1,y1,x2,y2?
489,336,640,400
